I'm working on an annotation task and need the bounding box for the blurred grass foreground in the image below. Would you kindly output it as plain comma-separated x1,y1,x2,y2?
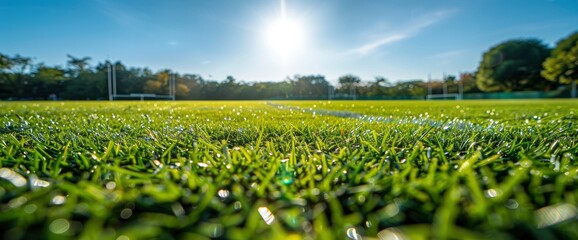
1,100,578,239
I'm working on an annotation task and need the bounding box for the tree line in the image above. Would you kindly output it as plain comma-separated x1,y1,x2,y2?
1,31,576,100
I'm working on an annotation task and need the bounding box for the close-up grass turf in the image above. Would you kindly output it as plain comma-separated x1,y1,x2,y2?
1,100,578,239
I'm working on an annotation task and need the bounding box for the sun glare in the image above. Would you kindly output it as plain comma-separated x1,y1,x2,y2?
265,17,306,59
264,0,307,60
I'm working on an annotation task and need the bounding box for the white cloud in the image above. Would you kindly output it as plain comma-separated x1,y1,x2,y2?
348,34,408,55
347,9,457,56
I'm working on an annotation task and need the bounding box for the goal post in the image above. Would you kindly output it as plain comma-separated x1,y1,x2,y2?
112,93,173,101
107,62,176,101
426,72,465,100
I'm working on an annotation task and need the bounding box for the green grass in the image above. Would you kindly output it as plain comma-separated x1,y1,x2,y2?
1,100,577,239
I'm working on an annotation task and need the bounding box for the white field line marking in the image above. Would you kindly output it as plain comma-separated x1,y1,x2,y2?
266,102,489,133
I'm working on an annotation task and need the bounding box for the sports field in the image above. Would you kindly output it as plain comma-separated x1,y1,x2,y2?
1,100,577,239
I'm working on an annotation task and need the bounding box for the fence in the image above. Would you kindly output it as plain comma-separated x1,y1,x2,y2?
462,89,569,100
274,88,572,101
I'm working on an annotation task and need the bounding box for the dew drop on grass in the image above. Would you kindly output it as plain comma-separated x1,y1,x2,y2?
365,220,372,228
377,228,406,240
171,202,185,217
535,203,578,228
520,160,532,168
385,203,400,217
554,161,561,171
258,207,275,225
485,189,501,198
0,168,27,187
8,197,27,209
24,204,37,214
280,176,294,185
169,162,181,169
346,227,361,240
30,175,50,189
120,208,132,219
51,195,66,205
49,219,70,234
105,181,116,190
206,223,224,238
218,189,230,199
505,199,519,209
234,201,242,210
357,195,366,203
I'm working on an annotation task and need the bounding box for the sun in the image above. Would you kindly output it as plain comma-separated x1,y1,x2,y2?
264,17,306,59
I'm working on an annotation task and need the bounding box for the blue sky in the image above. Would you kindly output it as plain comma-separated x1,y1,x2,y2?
1,0,577,83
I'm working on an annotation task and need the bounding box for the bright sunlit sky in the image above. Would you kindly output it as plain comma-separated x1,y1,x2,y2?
1,0,578,83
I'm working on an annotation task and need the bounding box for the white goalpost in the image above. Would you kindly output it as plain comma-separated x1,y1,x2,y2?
107,62,176,101
426,72,464,100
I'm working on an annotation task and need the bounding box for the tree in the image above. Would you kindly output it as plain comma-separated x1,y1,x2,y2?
32,64,67,98
444,74,456,84
219,76,241,99
289,75,329,98
338,74,361,99
66,55,92,77
542,31,578,97
124,66,155,95
144,70,189,98
0,53,12,71
394,80,426,97
5,54,33,98
144,70,171,95
62,55,104,99
476,39,551,92
11,55,33,74
458,72,480,93
35,65,66,83
366,76,389,97
0,53,13,98
181,74,204,99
